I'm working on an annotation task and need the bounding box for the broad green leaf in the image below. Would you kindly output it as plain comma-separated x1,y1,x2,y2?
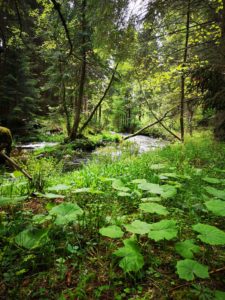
117,192,131,197
0,196,28,206
141,197,161,202
161,185,177,199
119,254,144,273
139,202,169,215
205,199,225,216
150,164,167,170
204,186,225,200
32,214,52,224
15,228,49,249
99,225,124,238
176,259,209,281
192,223,225,245
160,173,191,180
202,177,221,184
215,290,225,300
131,179,147,184
72,188,103,194
72,188,90,193
112,179,130,192
148,219,177,241
175,239,201,259
47,184,70,191
49,202,83,225
125,220,151,235
138,182,163,194
114,238,144,272
159,172,179,179
38,193,65,199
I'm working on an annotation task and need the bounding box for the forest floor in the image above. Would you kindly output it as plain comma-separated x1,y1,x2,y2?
0,131,225,299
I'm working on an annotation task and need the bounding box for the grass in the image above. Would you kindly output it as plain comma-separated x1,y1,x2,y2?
0,132,225,299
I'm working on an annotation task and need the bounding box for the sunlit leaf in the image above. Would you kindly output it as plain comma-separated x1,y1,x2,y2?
138,182,163,194
49,202,83,225
141,197,161,202
15,228,49,249
125,220,151,235
202,177,221,184
114,238,144,272
176,259,209,281
47,184,71,191
131,179,147,184
148,219,177,241
192,223,225,245
175,239,201,259
150,164,167,170
117,192,131,197
139,202,169,215
161,185,177,199
99,225,124,238
0,196,28,206
205,199,225,216
112,179,130,192
204,186,225,200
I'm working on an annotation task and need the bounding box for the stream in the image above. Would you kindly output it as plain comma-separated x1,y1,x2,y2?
16,135,168,170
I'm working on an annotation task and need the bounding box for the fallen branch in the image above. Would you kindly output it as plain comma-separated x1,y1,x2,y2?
123,111,172,140
79,63,119,134
135,70,181,141
0,152,32,181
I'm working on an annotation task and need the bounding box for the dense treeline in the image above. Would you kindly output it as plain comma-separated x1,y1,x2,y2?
1,0,225,140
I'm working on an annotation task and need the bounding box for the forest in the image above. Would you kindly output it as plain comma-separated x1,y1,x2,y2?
0,0,225,299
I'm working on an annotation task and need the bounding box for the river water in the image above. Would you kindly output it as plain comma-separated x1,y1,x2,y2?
16,135,167,170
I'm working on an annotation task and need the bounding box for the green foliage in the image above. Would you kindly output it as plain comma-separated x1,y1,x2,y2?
148,219,178,241
114,238,144,273
49,202,83,225
99,225,124,238
204,186,225,200
205,199,225,216
138,182,163,194
192,223,225,245
202,177,221,184
176,259,209,281
1,134,225,297
125,220,151,235
139,202,169,215
112,179,130,192
15,228,49,249
175,239,201,259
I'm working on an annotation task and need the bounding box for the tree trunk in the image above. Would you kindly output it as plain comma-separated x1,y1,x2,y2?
180,0,191,142
78,63,118,135
59,61,71,136
62,81,71,136
70,0,87,140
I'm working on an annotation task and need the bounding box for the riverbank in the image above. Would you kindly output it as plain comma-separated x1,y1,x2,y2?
13,132,167,171
0,132,225,299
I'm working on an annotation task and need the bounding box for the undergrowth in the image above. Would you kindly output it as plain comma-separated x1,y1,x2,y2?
0,133,225,299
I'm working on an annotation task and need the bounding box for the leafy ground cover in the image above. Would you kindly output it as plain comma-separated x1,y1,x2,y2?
0,133,225,299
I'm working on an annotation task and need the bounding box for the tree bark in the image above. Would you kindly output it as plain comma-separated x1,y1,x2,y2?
70,0,87,140
180,0,191,142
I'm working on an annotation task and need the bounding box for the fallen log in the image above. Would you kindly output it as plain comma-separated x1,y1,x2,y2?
0,151,32,181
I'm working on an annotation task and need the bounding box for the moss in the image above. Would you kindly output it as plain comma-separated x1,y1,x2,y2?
0,126,12,156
